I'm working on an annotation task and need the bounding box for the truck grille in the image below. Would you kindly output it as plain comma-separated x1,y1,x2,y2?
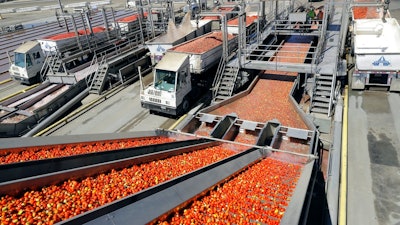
148,89,162,96
149,97,161,103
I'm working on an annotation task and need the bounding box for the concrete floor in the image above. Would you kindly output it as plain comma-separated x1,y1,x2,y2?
0,0,128,27
47,73,176,136
347,91,400,225
3,0,400,224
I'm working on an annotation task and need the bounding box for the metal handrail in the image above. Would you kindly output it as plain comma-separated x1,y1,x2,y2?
85,54,98,87
227,66,239,96
211,57,226,98
40,52,53,81
89,55,107,91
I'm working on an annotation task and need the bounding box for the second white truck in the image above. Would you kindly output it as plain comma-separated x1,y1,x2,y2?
140,31,236,116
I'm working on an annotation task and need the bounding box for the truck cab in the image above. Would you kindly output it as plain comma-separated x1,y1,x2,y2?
141,52,192,116
9,41,45,84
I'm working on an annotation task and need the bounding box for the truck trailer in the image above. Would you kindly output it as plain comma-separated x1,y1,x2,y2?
349,6,400,91
145,13,212,64
140,31,237,116
7,10,145,85
8,26,111,85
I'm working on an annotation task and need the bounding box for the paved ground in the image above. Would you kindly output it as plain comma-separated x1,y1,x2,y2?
2,0,399,28
47,73,177,136
347,91,400,225
0,0,129,28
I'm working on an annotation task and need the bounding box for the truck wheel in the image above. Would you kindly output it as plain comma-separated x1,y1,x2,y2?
182,98,190,114
36,72,41,83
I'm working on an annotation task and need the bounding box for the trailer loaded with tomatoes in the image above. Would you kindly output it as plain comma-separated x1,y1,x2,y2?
348,2,400,91
0,122,319,225
140,31,238,116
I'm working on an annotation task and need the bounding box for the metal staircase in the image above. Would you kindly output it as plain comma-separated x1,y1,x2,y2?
212,65,240,103
40,53,62,80
89,55,109,95
309,74,334,115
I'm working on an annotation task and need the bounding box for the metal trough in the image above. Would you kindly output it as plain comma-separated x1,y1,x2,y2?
0,139,211,184
0,140,218,196
58,148,316,225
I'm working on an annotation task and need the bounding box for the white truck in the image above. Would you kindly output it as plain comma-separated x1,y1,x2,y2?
140,31,236,116
8,26,109,84
349,6,400,91
8,41,46,84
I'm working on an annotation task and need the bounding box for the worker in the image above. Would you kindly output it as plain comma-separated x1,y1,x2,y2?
305,9,312,25
307,7,316,22
317,10,324,24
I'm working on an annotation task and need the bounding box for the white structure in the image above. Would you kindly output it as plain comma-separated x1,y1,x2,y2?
352,18,400,91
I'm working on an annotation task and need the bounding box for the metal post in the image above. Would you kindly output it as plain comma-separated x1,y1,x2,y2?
138,66,144,91
260,1,266,43
57,0,70,32
137,12,145,44
238,10,244,67
382,0,390,23
148,6,155,38
84,11,94,36
71,15,83,51
110,7,120,39
167,0,175,25
80,12,91,51
101,7,111,40
138,0,144,16
221,15,228,63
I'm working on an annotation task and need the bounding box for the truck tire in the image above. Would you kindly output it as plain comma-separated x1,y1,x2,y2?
182,98,190,114
35,72,41,84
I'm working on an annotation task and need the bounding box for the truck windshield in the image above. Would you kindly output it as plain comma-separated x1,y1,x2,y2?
155,69,176,91
14,52,26,67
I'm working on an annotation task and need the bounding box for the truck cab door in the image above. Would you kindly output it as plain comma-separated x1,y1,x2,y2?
30,51,44,74
175,69,191,104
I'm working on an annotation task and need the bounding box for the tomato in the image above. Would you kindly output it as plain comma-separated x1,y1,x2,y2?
171,32,235,54
0,145,235,225
0,136,176,165
157,157,303,224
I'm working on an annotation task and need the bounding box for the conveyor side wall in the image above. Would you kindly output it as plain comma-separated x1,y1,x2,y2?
59,148,263,225
201,76,260,113
0,139,212,184
17,84,64,110
0,131,160,150
0,115,36,137
289,77,316,130
210,114,237,139
0,82,51,106
256,121,281,146
34,79,87,119
0,141,219,196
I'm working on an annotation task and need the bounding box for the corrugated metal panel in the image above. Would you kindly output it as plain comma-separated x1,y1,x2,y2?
14,41,39,53
155,52,188,72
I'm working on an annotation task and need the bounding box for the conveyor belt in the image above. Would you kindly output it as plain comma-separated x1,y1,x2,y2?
205,36,313,130
208,77,308,129
0,136,175,164
0,82,52,108
0,139,210,182
0,136,238,224
59,149,314,225
0,139,216,196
